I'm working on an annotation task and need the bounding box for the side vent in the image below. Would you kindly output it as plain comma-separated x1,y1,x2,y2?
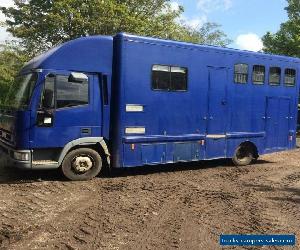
81,128,92,136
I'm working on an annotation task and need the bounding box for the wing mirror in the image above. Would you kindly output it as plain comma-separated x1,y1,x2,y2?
37,110,54,127
68,72,88,83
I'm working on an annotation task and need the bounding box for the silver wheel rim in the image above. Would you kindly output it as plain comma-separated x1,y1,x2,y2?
71,154,95,174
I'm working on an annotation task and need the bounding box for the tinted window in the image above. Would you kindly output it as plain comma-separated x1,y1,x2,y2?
41,74,55,109
56,75,89,109
152,65,170,90
171,66,187,91
252,65,265,84
152,65,187,91
234,64,248,83
269,67,281,85
102,75,109,105
285,68,296,86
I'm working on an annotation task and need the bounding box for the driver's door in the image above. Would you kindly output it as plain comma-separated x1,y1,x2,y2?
30,72,100,150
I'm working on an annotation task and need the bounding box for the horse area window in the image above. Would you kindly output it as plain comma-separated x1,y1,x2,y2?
234,64,248,84
252,65,265,84
269,67,281,85
152,65,188,91
284,68,296,86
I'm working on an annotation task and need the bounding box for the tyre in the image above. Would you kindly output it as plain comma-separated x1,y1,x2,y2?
232,144,254,166
62,148,102,181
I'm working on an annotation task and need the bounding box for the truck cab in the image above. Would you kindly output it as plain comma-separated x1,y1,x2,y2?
0,36,113,180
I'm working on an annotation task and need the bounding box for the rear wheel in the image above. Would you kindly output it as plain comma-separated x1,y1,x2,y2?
62,148,102,181
232,144,254,166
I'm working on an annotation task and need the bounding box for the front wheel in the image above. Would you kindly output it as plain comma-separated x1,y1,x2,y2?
232,144,254,166
62,148,102,181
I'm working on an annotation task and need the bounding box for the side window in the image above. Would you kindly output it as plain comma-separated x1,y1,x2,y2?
269,67,281,85
41,74,55,109
102,75,109,105
284,68,296,86
152,65,170,90
152,65,187,91
234,64,248,83
252,65,265,84
171,66,187,91
56,75,89,109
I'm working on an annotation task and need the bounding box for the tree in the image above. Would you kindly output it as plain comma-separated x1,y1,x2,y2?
1,0,231,56
0,1,231,104
181,22,232,47
0,43,28,104
262,0,300,57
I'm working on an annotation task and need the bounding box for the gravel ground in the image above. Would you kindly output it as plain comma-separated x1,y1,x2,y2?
0,148,300,250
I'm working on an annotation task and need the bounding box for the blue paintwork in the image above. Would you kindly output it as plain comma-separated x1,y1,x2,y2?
29,71,102,149
111,33,300,168
123,134,206,143
21,36,113,75
0,33,299,169
298,108,300,131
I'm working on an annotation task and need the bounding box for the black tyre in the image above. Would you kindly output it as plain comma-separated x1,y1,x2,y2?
232,144,254,166
62,148,102,181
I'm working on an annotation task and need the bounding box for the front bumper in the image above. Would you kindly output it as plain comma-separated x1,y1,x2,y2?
0,140,32,169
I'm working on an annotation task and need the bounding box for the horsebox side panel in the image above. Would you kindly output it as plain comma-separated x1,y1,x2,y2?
111,33,300,168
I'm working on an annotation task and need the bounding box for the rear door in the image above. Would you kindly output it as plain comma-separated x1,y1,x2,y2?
265,97,279,149
265,97,291,150
278,98,290,149
205,67,228,159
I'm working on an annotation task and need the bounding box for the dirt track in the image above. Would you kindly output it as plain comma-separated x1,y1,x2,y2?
0,148,300,250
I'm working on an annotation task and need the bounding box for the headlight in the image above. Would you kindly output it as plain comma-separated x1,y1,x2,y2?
13,152,29,161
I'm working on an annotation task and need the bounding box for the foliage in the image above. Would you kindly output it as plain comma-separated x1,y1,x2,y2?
0,0,232,104
262,0,300,57
0,43,28,104
181,22,232,47
1,0,231,55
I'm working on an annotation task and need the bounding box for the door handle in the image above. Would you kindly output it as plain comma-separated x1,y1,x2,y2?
203,117,207,120
209,116,213,120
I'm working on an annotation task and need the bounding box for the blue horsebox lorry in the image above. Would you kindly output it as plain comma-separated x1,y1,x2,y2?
0,33,299,181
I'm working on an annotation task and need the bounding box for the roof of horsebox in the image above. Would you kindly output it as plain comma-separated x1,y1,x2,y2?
116,33,300,64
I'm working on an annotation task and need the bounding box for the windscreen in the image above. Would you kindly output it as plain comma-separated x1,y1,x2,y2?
5,73,38,110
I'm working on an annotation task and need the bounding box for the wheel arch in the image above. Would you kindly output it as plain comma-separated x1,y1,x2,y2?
58,137,111,167
237,140,259,159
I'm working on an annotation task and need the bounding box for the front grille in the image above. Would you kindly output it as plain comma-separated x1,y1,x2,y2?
5,133,11,141
0,144,9,155
0,129,14,145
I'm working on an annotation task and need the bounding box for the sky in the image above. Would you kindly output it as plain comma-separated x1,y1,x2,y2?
174,0,288,51
0,0,14,43
0,0,289,51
